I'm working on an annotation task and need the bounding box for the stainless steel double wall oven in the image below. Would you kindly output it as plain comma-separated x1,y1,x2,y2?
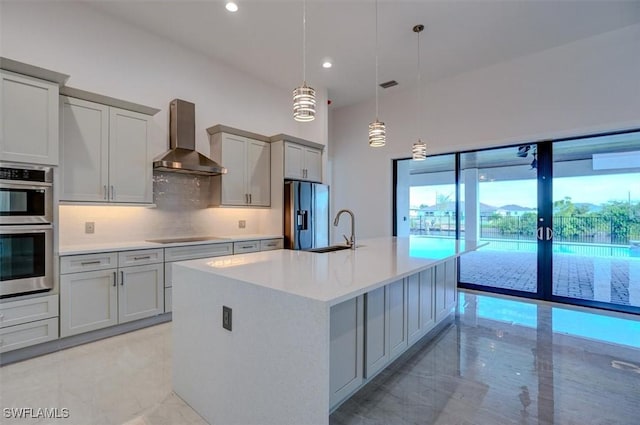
0,163,54,298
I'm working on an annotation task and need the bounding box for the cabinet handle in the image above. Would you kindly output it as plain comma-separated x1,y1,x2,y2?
245,194,248,204
103,185,108,200
110,185,115,200
113,271,117,287
81,260,101,266
120,271,124,286
133,256,151,260
249,194,252,204
241,245,254,249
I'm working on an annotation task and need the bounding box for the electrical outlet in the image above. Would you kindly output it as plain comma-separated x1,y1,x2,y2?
238,220,246,229
222,306,232,331
85,222,95,234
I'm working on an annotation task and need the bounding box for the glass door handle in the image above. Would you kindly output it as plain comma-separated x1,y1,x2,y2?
537,227,544,240
546,227,554,240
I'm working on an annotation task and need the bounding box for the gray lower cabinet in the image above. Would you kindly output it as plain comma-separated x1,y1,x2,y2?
364,286,389,378
329,295,363,409
60,269,118,337
117,264,164,324
388,279,408,359
406,273,422,345
420,268,436,333
0,295,59,353
435,259,457,322
60,250,164,338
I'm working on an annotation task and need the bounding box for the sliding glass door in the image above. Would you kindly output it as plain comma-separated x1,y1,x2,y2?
458,146,540,295
455,131,640,313
551,133,640,310
395,129,640,314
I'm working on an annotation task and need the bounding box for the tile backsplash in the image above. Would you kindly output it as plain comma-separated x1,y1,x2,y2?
58,173,278,246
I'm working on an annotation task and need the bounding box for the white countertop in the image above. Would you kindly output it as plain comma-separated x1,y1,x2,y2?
58,234,282,255
176,237,484,306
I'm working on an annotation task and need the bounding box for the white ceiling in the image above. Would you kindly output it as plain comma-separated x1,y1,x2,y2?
90,0,640,108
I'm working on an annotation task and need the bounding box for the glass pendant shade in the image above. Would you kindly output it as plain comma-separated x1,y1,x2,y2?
293,83,316,122
368,120,386,147
412,138,427,160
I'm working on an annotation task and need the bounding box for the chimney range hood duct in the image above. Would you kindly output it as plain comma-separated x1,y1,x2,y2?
153,99,227,176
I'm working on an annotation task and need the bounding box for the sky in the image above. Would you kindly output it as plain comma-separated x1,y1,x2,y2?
410,173,639,209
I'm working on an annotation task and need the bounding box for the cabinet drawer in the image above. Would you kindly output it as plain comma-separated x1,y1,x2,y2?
0,318,59,353
118,248,164,267
233,241,260,254
0,295,58,329
164,243,233,262
61,252,118,274
260,238,283,251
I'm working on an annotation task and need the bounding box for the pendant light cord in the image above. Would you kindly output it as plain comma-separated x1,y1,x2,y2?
417,28,421,140
375,0,379,120
303,0,307,84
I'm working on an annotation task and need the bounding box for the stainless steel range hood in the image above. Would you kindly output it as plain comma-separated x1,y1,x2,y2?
153,99,227,176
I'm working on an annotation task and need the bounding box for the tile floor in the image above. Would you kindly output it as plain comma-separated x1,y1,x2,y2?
1,291,639,425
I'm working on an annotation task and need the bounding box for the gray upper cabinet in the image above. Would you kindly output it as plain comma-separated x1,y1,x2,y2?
210,132,271,207
60,96,153,203
284,141,322,182
0,70,59,165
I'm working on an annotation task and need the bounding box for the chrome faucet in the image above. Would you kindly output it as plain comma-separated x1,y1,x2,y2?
333,209,356,249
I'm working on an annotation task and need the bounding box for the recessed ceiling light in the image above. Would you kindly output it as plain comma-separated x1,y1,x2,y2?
322,57,333,69
225,1,238,12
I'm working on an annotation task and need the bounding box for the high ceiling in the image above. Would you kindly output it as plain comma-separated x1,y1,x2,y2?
90,0,640,108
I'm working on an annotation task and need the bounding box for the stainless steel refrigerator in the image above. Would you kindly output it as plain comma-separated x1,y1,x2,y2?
284,180,329,250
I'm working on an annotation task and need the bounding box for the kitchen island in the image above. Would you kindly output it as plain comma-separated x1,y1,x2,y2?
172,237,483,425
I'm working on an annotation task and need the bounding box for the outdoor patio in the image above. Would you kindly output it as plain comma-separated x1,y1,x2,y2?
459,248,640,308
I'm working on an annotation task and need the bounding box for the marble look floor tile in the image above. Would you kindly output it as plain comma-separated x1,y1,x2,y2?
2,292,639,425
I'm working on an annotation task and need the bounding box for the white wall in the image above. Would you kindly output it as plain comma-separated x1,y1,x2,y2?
331,24,640,240
0,1,327,244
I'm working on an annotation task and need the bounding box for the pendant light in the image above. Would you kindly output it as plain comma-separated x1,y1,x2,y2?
293,0,316,122
368,0,385,147
412,24,427,160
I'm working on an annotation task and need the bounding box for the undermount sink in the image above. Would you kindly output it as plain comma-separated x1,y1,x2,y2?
306,245,352,253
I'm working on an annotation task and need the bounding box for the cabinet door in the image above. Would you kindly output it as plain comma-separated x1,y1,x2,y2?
445,259,457,312
221,134,248,205
406,273,422,344
388,279,408,359
419,268,435,333
330,295,363,409
59,96,109,202
304,147,322,182
284,142,304,179
60,269,118,337
0,71,59,165
246,139,270,206
118,263,164,324
434,263,447,322
109,107,152,203
364,286,389,378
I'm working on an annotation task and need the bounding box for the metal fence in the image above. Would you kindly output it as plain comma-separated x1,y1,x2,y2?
410,214,640,245
478,215,640,245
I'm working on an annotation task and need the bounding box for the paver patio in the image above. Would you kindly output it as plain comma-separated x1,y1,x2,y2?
459,249,640,307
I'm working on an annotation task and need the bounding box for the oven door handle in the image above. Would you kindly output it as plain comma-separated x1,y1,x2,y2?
0,180,52,189
0,224,53,233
